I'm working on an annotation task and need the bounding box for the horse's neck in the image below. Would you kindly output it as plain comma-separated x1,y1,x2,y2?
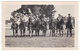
12,23,17,28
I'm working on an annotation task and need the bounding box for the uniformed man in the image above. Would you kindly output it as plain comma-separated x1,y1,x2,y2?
66,14,73,37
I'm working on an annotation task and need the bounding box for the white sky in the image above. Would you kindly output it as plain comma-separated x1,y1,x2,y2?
4,5,75,20
54,5,75,18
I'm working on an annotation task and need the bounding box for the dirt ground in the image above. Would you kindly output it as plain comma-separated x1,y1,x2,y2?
5,28,74,47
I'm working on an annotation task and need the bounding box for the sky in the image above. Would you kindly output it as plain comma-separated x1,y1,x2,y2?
4,5,75,20
54,5,75,18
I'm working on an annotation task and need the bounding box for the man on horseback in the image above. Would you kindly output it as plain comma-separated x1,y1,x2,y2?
42,14,47,36
35,15,40,36
49,15,56,36
19,14,26,36
56,14,64,36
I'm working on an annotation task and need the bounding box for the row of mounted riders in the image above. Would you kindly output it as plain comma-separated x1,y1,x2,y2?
11,17,73,37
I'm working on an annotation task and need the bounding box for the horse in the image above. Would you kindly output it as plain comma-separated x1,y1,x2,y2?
19,21,26,36
34,20,40,36
66,17,73,37
27,17,33,37
29,16,40,37
56,18,64,36
11,22,18,36
49,19,56,36
41,20,47,36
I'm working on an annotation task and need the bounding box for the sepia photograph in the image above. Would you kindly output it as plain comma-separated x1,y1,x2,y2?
2,1,78,50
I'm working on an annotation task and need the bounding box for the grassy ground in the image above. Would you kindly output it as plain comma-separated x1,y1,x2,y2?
5,28,74,47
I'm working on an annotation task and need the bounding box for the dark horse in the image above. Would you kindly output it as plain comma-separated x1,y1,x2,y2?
42,20,47,36
66,14,73,37
28,18,33,37
34,20,40,36
56,17,64,36
19,21,26,36
28,18,40,37
11,22,18,36
49,19,56,36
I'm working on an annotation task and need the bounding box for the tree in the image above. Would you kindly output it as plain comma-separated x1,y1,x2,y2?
11,5,56,19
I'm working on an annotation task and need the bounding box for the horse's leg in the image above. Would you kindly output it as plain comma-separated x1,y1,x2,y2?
51,29,53,36
52,29,53,36
42,31,44,36
50,29,51,36
35,30,37,36
23,28,25,36
32,29,34,35
45,30,46,37
70,29,72,37
32,30,33,37
67,29,69,37
29,30,30,36
52,29,55,36
20,30,22,36
13,29,14,36
38,30,39,36
30,29,32,38
59,29,61,36
56,29,57,36
62,30,63,36
16,29,18,36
